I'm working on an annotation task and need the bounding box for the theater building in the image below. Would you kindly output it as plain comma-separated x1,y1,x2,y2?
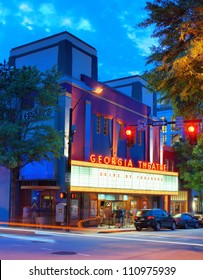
8,31,179,225
68,74,178,226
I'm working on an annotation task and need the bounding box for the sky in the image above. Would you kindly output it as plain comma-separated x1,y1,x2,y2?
0,0,156,81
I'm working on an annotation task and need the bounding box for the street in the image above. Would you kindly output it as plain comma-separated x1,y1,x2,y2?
0,226,203,260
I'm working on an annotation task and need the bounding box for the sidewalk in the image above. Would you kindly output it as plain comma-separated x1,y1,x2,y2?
91,224,136,233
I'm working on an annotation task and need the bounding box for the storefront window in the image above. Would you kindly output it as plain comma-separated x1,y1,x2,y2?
70,199,79,219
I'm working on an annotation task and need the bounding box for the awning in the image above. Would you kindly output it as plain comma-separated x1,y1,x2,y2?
21,185,61,190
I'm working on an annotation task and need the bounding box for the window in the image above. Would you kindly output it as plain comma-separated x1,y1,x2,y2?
170,116,177,132
96,115,101,134
162,134,167,144
118,121,124,139
160,117,167,132
164,159,169,170
138,130,142,145
104,117,108,135
170,160,174,171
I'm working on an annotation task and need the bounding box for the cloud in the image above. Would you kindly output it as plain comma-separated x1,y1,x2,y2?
13,2,94,33
61,18,72,28
128,70,141,76
123,23,157,57
14,2,57,31
0,3,10,25
21,16,33,30
60,16,94,32
19,3,33,12
39,3,56,15
77,18,94,31
117,7,157,57
118,10,129,21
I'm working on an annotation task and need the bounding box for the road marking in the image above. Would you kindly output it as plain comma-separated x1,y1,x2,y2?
34,230,203,248
0,233,55,243
77,253,90,256
87,234,203,247
2,227,203,248
125,232,203,240
57,232,203,248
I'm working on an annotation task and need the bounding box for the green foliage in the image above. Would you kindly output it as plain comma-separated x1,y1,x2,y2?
138,0,203,192
0,63,64,170
174,133,203,191
138,0,203,118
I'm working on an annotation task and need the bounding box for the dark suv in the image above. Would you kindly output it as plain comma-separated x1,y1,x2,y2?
134,208,176,231
194,212,203,226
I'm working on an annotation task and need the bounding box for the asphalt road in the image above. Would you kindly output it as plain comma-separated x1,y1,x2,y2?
0,227,203,260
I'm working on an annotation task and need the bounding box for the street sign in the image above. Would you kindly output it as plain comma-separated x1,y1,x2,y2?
175,116,184,128
151,121,167,126
137,119,147,131
65,173,70,183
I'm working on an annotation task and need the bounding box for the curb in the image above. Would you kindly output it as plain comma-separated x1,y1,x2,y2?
0,226,136,235
97,228,136,234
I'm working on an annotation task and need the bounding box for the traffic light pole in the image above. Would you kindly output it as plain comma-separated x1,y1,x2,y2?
66,107,73,228
126,118,202,147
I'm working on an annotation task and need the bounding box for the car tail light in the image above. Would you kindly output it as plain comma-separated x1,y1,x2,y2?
134,216,138,220
147,216,154,220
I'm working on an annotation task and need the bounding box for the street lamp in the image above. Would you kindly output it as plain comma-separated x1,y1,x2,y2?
65,86,103,227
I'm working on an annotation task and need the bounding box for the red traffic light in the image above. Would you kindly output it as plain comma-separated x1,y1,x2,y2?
60,192,67,199
126,129,133,136
187,125,195,133
125,127,135,147
71,193,76,199
185,123,198,145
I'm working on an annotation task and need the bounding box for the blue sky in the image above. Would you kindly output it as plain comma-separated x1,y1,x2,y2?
0,0,156,81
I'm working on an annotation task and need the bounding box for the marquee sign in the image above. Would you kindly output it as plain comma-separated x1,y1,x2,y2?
89,154,168,172
89,154,133,167
71,164,178,194
138,161,167,172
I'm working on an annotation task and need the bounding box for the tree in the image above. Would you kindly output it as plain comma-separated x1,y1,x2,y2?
174,135,203,192
138,0,203,118
137,0,203,196
0,61,63,220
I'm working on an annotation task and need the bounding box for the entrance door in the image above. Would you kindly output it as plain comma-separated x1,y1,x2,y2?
40,192,55,224
171,201,186,214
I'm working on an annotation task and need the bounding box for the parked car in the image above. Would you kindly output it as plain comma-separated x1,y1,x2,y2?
134,208,176,231
193,212,203,227
173,213,199,229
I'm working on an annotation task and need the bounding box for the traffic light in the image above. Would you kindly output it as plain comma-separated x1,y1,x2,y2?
125,126,135,147
185,123,198,145
71,193,76,199
59,192,67,199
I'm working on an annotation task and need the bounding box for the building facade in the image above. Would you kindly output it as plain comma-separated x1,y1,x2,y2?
8,31,179,226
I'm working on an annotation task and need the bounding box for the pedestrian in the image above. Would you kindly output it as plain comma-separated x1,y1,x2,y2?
99,207,105,226
115,207,123,228
126,209,133,226
104,207,112,227
22,204,31,224
121,208,126,227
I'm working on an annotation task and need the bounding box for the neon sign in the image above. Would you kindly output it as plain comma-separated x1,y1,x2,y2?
138,161,167,171
89,154,168,172
90,154,133,167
